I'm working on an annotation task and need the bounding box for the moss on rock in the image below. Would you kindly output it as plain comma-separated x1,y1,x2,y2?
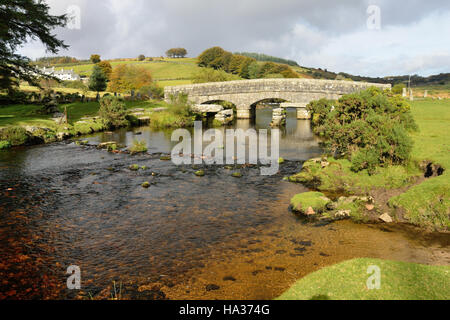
290,192,331,215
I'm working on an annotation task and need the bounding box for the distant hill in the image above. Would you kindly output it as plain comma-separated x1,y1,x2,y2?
234,52,300,67
294,66,450,88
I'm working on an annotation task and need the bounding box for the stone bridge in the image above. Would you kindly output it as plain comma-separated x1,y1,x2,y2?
164,79,391,119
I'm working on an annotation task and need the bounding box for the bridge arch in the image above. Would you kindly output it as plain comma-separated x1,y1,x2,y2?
165,79,391,119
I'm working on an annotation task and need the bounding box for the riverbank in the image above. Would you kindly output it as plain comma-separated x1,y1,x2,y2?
288,99,449,231
278,258,450,300
0,99,194,149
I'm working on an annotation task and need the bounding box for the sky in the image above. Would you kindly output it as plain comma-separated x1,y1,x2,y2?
19,0,450,77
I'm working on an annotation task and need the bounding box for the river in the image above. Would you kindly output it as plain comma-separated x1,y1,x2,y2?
0,108,448,300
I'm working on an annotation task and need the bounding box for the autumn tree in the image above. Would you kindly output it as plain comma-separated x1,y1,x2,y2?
97,61,112,80
0,0,68,93
166,48,187,58
198,47,227,68
90,54,101,64
108,64,152,93
88,65,107,93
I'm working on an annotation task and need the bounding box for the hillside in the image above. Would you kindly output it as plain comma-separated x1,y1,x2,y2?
35,55,450,92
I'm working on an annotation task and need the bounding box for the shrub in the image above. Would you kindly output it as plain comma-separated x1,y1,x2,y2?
0,126,29,146
98,96,129,129
149,94,194,129
138,83,164,100
306,88,417,172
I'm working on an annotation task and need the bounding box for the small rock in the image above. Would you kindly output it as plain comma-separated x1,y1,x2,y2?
321,161,330,168
223,276,236,282
365,204,375,211
305,207,316,216
379,213,393,223
206,284,220,291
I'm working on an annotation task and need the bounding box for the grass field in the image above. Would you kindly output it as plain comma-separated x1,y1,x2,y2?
277,258,450,300
57,58,200,84
389,99,450,229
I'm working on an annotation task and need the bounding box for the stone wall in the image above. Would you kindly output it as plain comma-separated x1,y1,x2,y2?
164,79,391,118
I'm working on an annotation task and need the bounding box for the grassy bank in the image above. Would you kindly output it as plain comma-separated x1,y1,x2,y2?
289,99,449,230
277,258,450,300
389,99,450,229
0,98,193,148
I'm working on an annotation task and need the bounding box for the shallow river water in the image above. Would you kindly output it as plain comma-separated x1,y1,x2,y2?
0,108,448,300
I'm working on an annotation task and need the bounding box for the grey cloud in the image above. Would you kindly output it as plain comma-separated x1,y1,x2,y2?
23,0,450,76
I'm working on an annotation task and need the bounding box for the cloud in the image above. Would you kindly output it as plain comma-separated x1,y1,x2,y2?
18,0,450,77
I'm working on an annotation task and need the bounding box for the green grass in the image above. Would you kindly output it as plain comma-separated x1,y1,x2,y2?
389,99,450,229
290,158,420,194
0,100,166,129
290,192,330,213
129,139,148,154
57,58,200,85
277,258,450,300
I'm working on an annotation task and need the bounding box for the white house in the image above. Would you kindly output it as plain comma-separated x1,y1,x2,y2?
40,67,81,81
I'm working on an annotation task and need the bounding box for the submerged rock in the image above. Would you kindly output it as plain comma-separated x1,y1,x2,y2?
195,170,205,177
129,164,140,171
206,284,220,291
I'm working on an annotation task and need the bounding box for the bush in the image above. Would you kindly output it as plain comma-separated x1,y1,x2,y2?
149,94,194,129
98,96,129,128
307,88,417,172
0,126,29,146
138,83,164,100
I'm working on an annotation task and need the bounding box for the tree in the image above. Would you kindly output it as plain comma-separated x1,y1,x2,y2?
166,48,187,58
97,61,112,80
108,64,152,93
88,65,107,93
198,47,227,68
137,54,146,61
90,54,101,64
0,0,68,93
99,96,128,128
